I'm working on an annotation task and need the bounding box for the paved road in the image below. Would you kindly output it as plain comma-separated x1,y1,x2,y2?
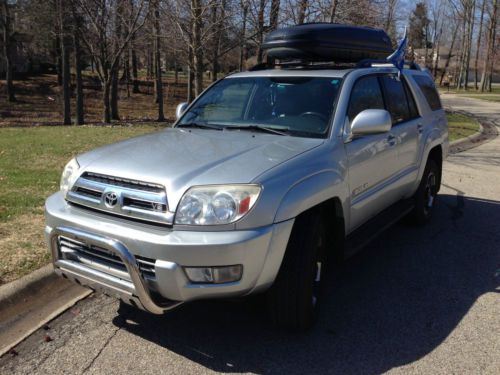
1,95,499,374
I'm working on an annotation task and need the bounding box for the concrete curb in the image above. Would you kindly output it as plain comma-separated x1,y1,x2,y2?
449,123,484,147
0,264,55,305
446,108,499,154
0,264,92,357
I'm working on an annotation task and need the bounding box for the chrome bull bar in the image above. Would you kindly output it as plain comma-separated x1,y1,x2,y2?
50,226,181,314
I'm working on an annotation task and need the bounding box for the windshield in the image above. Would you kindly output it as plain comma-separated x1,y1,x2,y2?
177,76,342,138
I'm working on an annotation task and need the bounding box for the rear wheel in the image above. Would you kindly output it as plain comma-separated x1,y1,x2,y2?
410,159,439,224
266,210,327,331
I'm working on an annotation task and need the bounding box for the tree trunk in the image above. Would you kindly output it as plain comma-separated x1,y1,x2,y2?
131,47,139,93
192,0,203,96
110,2,121,120
153,0,165,121
457,9,468,89
59,0,71,125
74,29,84,125
174,55,178,85
329,0,338,23
439,22,459,86
297,0,308,24
1,0,15,102
129,0,139,93
110,68,119,119
474,0,486,90
211,0,225,82
480,0,497,92
103,80,111,123
187,45,194,103
256,0,265,64
270,0,280,30
463,0,476,90
239,2,248,71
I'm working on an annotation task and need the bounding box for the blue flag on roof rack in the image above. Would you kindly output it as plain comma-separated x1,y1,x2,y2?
387,27,408,73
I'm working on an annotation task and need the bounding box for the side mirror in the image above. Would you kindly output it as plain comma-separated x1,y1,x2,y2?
351,109,392,136
176,102,189,120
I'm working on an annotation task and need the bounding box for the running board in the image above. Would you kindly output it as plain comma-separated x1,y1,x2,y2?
344,199,414,258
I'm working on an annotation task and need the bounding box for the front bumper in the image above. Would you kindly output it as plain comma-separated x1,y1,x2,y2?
45,193,294,314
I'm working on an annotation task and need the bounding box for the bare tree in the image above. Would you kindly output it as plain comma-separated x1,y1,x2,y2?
297,0,308,24
480,0,498,92
270,0,280,30
255,0,266,64
72,6,85,125
329,0,339,22
74,0,148,123
239,0,249,71
58,0,72,124
153,0,165,121
474,0,487,89
1,0,16,102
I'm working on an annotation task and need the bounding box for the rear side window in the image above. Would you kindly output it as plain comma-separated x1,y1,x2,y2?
381,75,410,124
413,75,442,111
348,76,385,121
403,79,419,119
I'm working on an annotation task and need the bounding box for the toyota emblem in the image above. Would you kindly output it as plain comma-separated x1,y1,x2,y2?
104,191,118,208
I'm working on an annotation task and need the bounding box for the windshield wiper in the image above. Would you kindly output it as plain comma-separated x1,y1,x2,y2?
177,122,223,131
224,125,289,136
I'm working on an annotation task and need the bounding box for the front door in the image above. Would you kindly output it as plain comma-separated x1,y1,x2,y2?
345,75,400,232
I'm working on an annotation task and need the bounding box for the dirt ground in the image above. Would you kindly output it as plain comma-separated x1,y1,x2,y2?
0,73,188,127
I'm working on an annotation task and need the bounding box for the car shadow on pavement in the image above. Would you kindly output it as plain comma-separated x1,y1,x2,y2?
113,193,500,374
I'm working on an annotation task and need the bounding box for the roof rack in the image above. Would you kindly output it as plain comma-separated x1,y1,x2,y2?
248,59,422,72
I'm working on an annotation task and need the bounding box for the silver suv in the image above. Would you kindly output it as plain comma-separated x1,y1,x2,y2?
45,65,448,330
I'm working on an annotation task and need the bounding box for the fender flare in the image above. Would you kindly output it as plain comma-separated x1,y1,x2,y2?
274,171,348,224
416,129,444,185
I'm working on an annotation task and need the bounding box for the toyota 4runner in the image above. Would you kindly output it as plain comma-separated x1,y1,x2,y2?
45,25,448,331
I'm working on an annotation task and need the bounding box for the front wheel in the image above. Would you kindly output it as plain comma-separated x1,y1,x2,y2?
410,159,439,224
266,211,327,331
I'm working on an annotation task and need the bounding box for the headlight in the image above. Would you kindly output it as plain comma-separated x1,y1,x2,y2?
60,158,80,198
175,185,261,225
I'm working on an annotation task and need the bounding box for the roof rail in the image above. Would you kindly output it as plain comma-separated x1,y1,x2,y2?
356,59,421,70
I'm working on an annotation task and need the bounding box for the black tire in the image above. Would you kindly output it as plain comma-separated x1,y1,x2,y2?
266,210,327,331
410,159,439,224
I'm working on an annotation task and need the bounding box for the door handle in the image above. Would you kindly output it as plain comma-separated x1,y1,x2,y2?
417,124,424,134
387,134,396,146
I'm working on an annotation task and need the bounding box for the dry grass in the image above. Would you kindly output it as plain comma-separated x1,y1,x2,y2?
0,214,48,285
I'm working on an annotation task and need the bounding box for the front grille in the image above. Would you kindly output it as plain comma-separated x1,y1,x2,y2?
58,236,156,280
82,172,164,193
136,256,156,279
67,171,172,225
75,186,102,199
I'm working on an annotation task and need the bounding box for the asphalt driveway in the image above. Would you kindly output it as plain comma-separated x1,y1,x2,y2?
1,95,499,374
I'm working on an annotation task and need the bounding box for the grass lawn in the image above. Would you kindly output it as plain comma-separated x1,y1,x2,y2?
446,113,480,142
440,86,500,103
0,125,161,284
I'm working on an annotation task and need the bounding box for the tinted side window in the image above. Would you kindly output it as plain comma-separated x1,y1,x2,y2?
413,75,442,111
348,76,384,121
381,75,410,124
403,78,419,119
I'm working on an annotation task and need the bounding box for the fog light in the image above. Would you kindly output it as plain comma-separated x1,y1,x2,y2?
184,265,243,284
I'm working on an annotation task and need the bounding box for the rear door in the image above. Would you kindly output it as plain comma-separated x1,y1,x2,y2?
379,74,421,197
345,75,400,231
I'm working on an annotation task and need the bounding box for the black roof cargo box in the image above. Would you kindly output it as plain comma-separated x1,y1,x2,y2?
262,23,393,63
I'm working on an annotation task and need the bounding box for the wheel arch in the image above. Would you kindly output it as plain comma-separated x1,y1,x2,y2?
274,172,348,264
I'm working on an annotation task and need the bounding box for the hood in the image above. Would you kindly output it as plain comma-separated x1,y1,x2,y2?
76,128,323,208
